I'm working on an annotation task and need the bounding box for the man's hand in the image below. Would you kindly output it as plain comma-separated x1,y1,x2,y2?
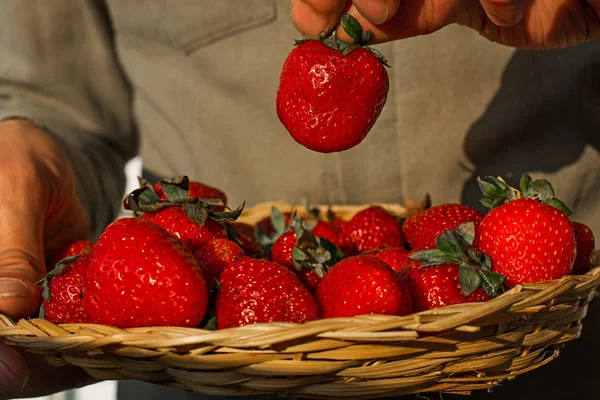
0,119,95,397
291,0,600,49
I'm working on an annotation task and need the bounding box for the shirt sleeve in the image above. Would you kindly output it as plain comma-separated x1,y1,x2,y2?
0,0,138,239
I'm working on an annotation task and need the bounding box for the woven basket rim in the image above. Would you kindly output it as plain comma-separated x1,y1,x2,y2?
0,201,598,398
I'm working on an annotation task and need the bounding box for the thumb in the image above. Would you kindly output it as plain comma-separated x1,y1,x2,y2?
479,0,527,26
0,193,46,320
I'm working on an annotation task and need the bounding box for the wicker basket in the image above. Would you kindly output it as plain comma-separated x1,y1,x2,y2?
0,202,598,399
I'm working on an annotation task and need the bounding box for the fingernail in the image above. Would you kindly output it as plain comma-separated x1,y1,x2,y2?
0,278,31,299
0,359,27,391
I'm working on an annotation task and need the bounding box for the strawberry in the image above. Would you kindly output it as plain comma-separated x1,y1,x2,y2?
475,175,576,287
402,204,484,250
216,257,318,329
369,247,409,272
124,176,244,253
399,253,489,312
38,254,91,324
141,207,226,252
271,215,344,293
84,218,208,328
405,223,505,311
270,231,297,270
47,240,94,270
194,239,244,292
338,206,404,255
271,231,321,293
311,220,339,244
571,222,595,274
329,219,347,234
230,222,262,257
154,180,227,205
316,255,412,318
276,14,389,153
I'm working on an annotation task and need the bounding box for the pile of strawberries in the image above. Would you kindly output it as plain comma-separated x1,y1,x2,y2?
38,174,596,331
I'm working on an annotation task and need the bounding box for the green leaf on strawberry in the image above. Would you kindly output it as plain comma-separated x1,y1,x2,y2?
159,176,190,204
271,207,288,236
340,14,363,43
478,270,506,297
35,254,83,303
478,173,572,217
458,264,482,296
410,249,458,267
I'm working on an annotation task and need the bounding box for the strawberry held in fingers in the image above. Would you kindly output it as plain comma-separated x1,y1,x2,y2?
216,258,318,329
402,204,484,250
572,222,595,274
84,218,208,328
475,174,576,287
316,255,412,318
38,254,91,324
338,206,404,255
277,14,389,153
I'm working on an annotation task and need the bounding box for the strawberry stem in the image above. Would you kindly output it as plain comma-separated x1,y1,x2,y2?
478,174,572,216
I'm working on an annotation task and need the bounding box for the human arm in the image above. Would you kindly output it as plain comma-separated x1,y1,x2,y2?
0,0,137,396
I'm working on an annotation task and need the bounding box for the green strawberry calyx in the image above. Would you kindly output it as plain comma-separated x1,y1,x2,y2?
477,174,572,217
294,14,390,67
34,254,83,319
255,207,290,256
409,222,506,298
289,212,345,278
124,176,245,245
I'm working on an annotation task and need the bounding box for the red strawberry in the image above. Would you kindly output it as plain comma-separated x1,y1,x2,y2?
338,206,404,255
398,254,489,312
369,247,409,272
402,204,484,250
230,222,262,257
276,15,389,153
194,239,244,292
39,254,91,324
329,219,347,234
270,223,341,293
316,256,412,318
47,240,94,270
154,180,227,204
141,206,226,252
270,231,297,270
475,175,576,287
311,220,339,243
571,221,595,275
84,218,208,328
216,258,318,329
125,176,242,253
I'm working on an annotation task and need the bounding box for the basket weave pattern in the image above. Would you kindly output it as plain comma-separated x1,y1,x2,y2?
0,203,598,399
